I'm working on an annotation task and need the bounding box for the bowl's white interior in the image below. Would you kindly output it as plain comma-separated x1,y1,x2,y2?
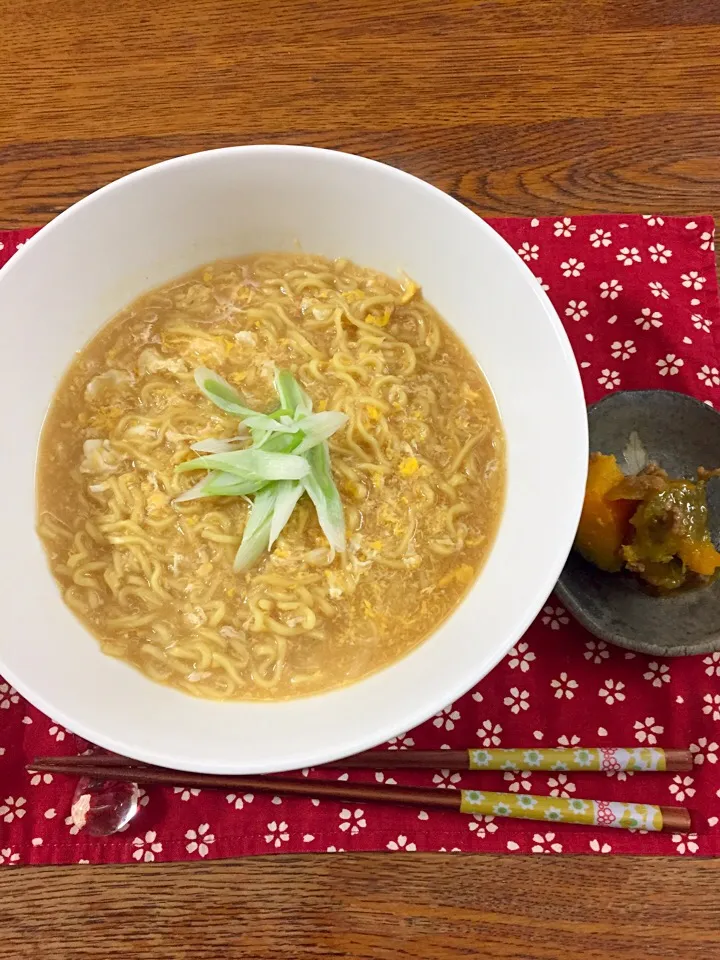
0,147,587,773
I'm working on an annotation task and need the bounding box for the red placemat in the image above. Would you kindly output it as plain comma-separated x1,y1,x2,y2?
1,215,719,866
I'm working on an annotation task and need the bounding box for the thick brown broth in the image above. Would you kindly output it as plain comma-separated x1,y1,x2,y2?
37,253,505,700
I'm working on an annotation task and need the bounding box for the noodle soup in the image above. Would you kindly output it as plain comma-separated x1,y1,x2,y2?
36,253,505,700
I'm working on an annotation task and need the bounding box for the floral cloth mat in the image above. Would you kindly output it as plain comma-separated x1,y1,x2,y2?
0,215,718,864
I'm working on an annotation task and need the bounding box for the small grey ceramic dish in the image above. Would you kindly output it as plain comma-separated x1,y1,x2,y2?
556,389,720,657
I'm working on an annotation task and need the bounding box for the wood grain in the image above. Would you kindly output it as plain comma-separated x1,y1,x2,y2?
2,0,720,225
2,855,720,960
3,1,720,957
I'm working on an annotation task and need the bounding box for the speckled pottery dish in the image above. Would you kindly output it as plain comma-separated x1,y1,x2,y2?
557,389,720,657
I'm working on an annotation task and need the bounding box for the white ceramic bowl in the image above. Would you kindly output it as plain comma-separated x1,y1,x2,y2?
0,146,587,773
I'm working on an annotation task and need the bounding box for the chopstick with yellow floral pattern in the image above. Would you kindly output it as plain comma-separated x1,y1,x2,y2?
326,746,693,773
29,748,692,833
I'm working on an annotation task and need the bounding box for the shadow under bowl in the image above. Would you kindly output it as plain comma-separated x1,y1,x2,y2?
556,389,720,657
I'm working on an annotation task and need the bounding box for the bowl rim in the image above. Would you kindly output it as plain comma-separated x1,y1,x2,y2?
0,145,588,771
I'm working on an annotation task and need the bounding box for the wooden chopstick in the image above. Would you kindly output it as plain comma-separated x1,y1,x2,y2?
325,747,693,773
31,746,693,774
27,757,691,833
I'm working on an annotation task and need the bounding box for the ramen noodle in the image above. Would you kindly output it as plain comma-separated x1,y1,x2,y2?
36,253,505,700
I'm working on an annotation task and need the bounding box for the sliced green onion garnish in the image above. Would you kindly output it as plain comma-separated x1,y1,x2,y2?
175,367,348,569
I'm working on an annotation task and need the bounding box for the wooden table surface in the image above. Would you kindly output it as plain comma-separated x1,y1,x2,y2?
2,1,720,957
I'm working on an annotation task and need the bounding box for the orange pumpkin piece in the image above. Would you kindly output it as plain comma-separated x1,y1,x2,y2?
677,539,720,577
575,454,635,572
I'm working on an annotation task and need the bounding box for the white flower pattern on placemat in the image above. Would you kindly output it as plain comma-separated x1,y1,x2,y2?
648,281,669,299
584,640,609,664
548,774,576,798
0,797,26,823
64,815,81,836
468,815,498,839
617,246,641,266
433,705,461,731
476,720,503,747
635,308,663,330
597,369,621,390
339,808,367,834
611,340,636,361
503,687,530,713
692,314,712,333
681,271,706,290
565,299,588,321
642,215,664,226
599,279,623,299
672,834,699,855
518,242,539,262
541,606,569,630
561,258,584,277
703,694,720,721
598,679,626,705
698,365,720,387
554,217,575,237
0,848,20,865
590,228,612,247
550,673,578,699
432,770,462,789
657,354,683,376
648,243,672,263
375,772,398,786
30,772,53,786
643,662,671,687
174,787,201,802
634,717,664,745
387,733,415,750
606,768,634,782
668,776,695,802
0,684,19,710
503,771,532,793
589,839,612,853
185,823,215,857
557,734,581,747
132,831,163,862
263,821,288,850
507,642,535,672
387,835,416,851
703,653,720,677
531,832,563,854
690,738,718,765
226,792,254,811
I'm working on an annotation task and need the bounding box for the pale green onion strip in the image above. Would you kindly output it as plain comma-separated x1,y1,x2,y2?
176,448,310,481
268,480,304,548
234,486,278,571
174,471,266,503
194,367,257,418
301,442,346,552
